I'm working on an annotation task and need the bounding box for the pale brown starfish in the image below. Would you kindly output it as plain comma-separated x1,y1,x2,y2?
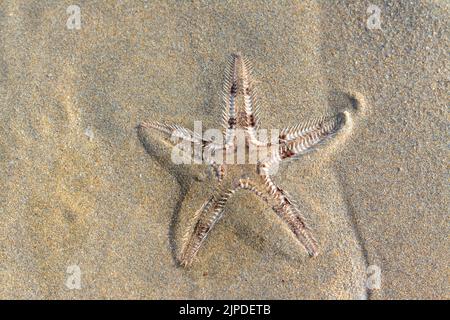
139,53,349,267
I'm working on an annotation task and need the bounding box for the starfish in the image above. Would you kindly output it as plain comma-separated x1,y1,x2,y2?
138,53,349,267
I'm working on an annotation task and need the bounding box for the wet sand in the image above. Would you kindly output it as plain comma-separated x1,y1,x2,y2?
0,1,447,299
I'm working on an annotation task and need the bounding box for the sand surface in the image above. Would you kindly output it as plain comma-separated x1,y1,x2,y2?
0,1,448,299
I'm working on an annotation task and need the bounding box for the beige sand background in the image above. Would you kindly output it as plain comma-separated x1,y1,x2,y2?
0,1,447,299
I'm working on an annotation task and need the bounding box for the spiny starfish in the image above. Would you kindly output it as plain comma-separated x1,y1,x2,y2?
139,53,349,267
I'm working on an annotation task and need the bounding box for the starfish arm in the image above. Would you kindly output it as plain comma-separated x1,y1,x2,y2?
139,121,206,145
221,54,239,147
221,53,266,147
178,186,240,267
272,200,319,257
279,115,329,144
279,112,346,145
261,174,319,257
265,112,347,167
139,121,228,164
137,122,209,182
240,55,266,146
